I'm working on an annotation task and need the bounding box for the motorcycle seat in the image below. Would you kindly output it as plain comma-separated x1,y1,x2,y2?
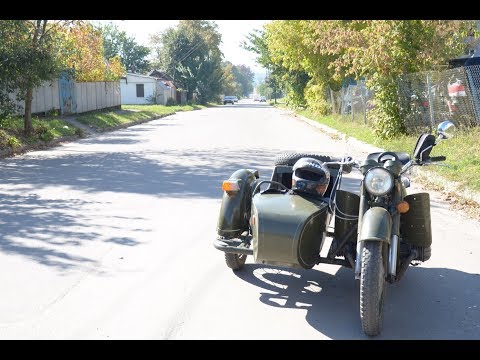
366,152,411,165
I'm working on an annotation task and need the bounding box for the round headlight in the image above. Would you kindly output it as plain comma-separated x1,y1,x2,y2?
364,167,394,196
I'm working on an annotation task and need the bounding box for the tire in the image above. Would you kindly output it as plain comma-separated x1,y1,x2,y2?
360,241,387,336
225,253,247,271
274,152,339,166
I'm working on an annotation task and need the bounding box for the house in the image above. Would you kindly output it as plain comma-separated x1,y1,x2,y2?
120,72,178,105
120,73,157,105
149,70,187,104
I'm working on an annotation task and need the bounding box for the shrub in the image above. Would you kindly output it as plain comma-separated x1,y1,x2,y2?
34,122,55,142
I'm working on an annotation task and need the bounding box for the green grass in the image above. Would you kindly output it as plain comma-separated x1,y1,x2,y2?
77,104,205,130
290,108,480,193
0,116,79,150
0,103,205,152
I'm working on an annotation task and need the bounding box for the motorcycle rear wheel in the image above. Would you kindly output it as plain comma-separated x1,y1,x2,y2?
225,253,247,271
359,241,387,336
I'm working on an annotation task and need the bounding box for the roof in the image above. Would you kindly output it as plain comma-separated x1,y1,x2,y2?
122,72,158,81
149,69,174,81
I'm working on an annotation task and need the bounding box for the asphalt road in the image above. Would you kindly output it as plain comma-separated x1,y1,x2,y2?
0,99,479,339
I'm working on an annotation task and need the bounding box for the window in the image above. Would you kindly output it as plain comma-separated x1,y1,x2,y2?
136,84,144,98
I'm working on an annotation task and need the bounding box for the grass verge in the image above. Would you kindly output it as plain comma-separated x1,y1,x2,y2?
0,116,80,153
0,103,206,153
76,104,205,130
296,109,480,194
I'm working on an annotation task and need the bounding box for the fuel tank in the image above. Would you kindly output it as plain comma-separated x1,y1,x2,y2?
251,193,330,269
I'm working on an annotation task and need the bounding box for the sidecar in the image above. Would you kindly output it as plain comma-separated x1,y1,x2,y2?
214,153,359,270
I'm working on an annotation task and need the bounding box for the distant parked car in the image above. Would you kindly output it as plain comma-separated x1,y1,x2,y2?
233,96,239,102
260,96,267,102
223,96,235,105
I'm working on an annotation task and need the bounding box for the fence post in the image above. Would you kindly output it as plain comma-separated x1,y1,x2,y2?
330,89,336,114
426,73,435,131
465,66,480,124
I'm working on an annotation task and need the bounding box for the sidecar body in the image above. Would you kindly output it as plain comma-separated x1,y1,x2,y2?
215,157,358,269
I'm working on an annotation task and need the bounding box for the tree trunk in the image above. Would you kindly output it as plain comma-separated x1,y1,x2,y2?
24,87,34,136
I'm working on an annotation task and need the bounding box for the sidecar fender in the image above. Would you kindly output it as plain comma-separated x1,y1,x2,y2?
359,207,392,243
216,169,258,238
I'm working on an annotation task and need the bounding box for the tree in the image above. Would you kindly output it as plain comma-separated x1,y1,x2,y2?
0,20,67,135
97,22,151,73
150,20,224,104
232,64,254,97
221,61,241,96
61,21,125,82
312,20,473,137
247,20,474,136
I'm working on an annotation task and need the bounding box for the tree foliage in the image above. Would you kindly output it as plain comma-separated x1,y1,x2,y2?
150,20,224,104
61,21,125,82
232,64,254,97
97,22,151,73
221,62,254,98
251,20,474,138
221,61,241,96
0,20,67,134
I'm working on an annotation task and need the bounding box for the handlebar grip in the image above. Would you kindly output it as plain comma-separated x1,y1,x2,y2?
430,156,446,162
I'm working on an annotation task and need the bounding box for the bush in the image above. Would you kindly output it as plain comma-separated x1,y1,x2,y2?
304,83,331,115
34,122,55,142
7,136,21,148
0,129,21,149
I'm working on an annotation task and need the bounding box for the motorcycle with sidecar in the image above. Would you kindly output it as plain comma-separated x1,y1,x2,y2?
213,120,455,336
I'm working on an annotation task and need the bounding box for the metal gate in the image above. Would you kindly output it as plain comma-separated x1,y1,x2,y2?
59,69,76,115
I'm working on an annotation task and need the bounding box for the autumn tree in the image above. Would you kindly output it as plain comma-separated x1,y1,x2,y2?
97,22,151,73
61,21,125,82
150,20,224,104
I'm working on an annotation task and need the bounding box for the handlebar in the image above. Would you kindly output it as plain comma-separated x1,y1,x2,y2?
429,156,446,162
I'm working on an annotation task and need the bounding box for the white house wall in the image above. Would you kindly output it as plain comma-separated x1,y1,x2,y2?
120,77,156,105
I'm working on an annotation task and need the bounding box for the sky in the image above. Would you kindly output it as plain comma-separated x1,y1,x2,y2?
93,20,270,79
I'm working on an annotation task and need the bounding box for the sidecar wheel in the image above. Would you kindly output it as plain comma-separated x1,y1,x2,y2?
225,253,247,271
359,241,387,336
274,152,336,166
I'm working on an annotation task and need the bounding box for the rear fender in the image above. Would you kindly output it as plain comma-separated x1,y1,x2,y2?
216,169,258,238
359,207,392,243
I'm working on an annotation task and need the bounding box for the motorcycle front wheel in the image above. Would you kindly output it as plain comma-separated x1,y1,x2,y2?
359,241,387,336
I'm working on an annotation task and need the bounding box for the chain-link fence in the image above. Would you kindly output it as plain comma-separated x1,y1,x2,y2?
329,80,374,124
398,65,480,133
327,65,480,133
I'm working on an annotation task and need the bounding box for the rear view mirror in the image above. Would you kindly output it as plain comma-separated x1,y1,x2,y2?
437,120,456,140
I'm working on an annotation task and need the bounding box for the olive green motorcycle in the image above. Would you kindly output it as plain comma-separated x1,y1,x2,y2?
214,120,455,336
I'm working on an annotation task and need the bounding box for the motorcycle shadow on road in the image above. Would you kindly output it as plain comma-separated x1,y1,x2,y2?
235,263,480,339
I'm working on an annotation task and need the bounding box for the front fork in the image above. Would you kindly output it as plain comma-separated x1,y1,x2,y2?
354,180,402,281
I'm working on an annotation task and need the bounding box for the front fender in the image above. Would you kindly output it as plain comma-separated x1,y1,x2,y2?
217,169,258,238
359,207,392,243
